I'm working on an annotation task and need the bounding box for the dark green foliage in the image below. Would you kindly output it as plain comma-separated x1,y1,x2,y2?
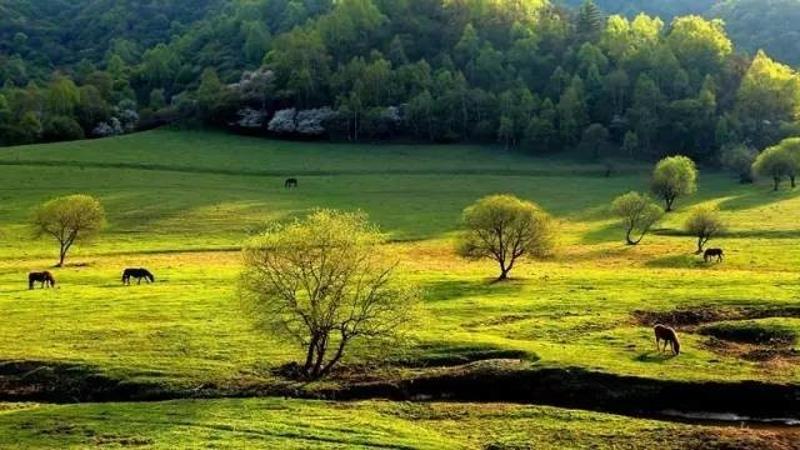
1,0,800,163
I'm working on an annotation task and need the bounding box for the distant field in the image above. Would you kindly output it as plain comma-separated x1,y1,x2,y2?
0,129,799,447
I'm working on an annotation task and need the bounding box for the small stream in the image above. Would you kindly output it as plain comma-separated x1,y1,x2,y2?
658,409,800,429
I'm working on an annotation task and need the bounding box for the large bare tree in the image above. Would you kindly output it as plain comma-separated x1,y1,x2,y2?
240,210,418,380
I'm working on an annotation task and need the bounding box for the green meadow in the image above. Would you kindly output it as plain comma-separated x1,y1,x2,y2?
0,128,799,448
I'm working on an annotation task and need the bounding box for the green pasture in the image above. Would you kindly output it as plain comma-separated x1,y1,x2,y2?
3,399,789,450
0,129,799,446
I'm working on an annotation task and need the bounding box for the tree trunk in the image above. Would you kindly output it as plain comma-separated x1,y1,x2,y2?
774,177,780,191
696,236,706,254
792,176,796,188
665,196,674,212
57,243,67,267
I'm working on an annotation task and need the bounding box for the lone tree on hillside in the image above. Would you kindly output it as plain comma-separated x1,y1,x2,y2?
752,143,799,191
32,194,106,267
240,210,418,380
720,144,757,184
611,192,664,245
650,156,698,212
685,206,726,254
457,195,555,281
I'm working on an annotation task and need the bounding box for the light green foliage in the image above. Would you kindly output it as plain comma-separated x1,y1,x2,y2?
684,205,726,253
667,16,732,73
457,195,555,281
735,51,800,148
650,155,698,211
32,194,106,266
752,139,800,190
240,210,418,379
2,131,800,446
611,192,664,245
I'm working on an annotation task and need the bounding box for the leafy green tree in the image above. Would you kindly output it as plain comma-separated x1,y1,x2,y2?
266,28,331,106
581,123,609,159
457,195,555,281
576,0,604,42
622,131,639,156
735,51,800,149
752,143,799,190
650,155,698,211
720,144,757,184
47,75,80,116
611,192,664,245
558,76,588,145
240,210,418,380
685,206,726,254
667,16,732,76
32,194,106,267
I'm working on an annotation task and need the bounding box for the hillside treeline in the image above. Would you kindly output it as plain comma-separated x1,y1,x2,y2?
1,0,800,163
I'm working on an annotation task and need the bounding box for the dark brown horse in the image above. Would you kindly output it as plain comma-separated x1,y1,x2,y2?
284,178,298,189
29,271,56,290
654,324,681,355
122,268,155,285
704,248,724,263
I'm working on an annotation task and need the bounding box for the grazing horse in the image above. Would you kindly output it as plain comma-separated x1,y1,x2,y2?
654,324,681,355
122,268,155,285
284,178,298,189
29,271,56,290
704,248,724,263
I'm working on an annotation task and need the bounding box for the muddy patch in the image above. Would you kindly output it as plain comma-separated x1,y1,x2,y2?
632,306,800,327
699,322,797,346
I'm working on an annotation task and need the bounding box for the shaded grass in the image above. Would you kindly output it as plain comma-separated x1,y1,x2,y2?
0,398,795,450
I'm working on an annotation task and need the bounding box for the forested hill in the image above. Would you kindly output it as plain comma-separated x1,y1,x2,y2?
559,0,800,65
0,0,225,80
2,0,800,168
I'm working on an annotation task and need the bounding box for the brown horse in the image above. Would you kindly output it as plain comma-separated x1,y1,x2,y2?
654,324,681,355
284,178,298,189
704,248,724,263
29,271,56,290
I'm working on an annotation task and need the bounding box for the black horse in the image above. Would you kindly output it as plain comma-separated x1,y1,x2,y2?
122,268,155,285
285,178,298,189
704,248,724,263
29,271,56,290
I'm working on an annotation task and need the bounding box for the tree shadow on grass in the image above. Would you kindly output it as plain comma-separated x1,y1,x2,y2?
580,222,622,245
422,279,525,303
645,254,708,269
717,187,800,212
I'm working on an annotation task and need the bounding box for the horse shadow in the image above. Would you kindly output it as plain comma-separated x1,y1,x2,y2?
634,351,678,363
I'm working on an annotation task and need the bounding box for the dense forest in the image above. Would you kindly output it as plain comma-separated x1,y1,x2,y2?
561,0,800,66
2,0,800,164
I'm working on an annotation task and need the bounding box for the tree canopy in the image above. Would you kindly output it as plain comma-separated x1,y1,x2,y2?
457,194,555,281
3,0,800,162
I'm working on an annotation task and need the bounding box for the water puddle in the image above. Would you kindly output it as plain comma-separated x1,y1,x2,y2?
660,409,800,428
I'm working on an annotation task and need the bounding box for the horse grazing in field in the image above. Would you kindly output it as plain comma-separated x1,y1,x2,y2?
654,324,681,356
284,178,298,189
29,271,56,290
122,268,155,285
704,248,724,263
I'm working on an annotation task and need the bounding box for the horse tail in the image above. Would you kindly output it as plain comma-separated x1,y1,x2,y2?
28,274,34,290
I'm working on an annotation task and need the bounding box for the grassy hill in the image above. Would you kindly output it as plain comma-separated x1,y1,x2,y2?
0,129,799,447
